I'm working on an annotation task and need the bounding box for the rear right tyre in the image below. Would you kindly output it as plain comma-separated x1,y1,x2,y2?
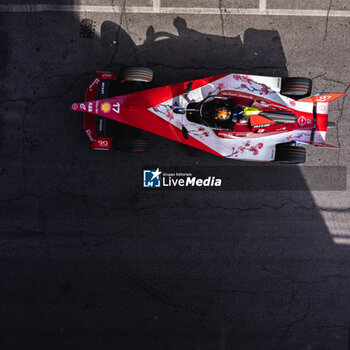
275,145,306,164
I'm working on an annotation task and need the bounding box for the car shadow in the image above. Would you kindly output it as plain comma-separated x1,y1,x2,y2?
101,16,287,84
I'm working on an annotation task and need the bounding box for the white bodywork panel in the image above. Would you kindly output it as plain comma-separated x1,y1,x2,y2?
149,74,316,161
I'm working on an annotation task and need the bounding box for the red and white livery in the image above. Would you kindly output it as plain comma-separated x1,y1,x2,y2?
72,70,345,162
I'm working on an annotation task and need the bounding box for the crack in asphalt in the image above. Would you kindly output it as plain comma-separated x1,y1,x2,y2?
318,76,350,88
218,0,226,40
3,187,350,217
273,302,311,350
122,266,209,318
259,263,350,286
307,324,348,329
106,0,127,68
323,0,333,43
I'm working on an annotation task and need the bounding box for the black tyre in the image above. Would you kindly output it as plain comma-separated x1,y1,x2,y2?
275,145,306,164
280,77,312,98
120,66,153,83
115,139,150,152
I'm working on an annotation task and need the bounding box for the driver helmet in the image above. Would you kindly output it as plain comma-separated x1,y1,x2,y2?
214,107,231,121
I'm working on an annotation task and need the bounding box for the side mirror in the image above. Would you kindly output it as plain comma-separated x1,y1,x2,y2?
183,82,193,100
173,108,185,114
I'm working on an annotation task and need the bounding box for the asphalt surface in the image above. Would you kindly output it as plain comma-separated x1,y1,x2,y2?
1,1,350,349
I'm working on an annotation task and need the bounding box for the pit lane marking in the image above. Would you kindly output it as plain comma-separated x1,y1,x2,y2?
259,0,266,11
0,3,350,17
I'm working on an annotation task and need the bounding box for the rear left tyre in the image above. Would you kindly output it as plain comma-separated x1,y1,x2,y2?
280,77,312,99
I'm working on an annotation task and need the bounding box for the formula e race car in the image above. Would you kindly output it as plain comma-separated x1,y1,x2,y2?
71,67,345,163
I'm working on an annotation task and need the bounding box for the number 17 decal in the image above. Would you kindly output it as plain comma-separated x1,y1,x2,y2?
113,103,120,113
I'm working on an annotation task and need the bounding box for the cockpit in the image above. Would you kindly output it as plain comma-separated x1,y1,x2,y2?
184,95,299,132
186,96,244,129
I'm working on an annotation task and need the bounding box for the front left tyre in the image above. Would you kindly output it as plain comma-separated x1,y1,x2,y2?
120,66,154,83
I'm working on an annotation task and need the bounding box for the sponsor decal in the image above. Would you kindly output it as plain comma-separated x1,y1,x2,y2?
252,123,271,128
98,139,109,147
143,168,222,188
80,103,86,111
89,78,99,91
101,102,111,113
88,102,93,113
95,101,99,113
298,116,307,127
220,90,239,97
100,73,114,79
72,103,78,110
112,102,120,114
101,82,105,95
91,137,113,150
217,131,235,138
98,118,104,132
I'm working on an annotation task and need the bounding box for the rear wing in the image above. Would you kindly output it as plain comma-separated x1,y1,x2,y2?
301,93,346,148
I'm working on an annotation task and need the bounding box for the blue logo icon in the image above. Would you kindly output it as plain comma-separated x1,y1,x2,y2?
143,168,162,188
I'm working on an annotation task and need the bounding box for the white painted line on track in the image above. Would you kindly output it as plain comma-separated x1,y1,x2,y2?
153,0,160,12
259,0,266,11
1,4,350,17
